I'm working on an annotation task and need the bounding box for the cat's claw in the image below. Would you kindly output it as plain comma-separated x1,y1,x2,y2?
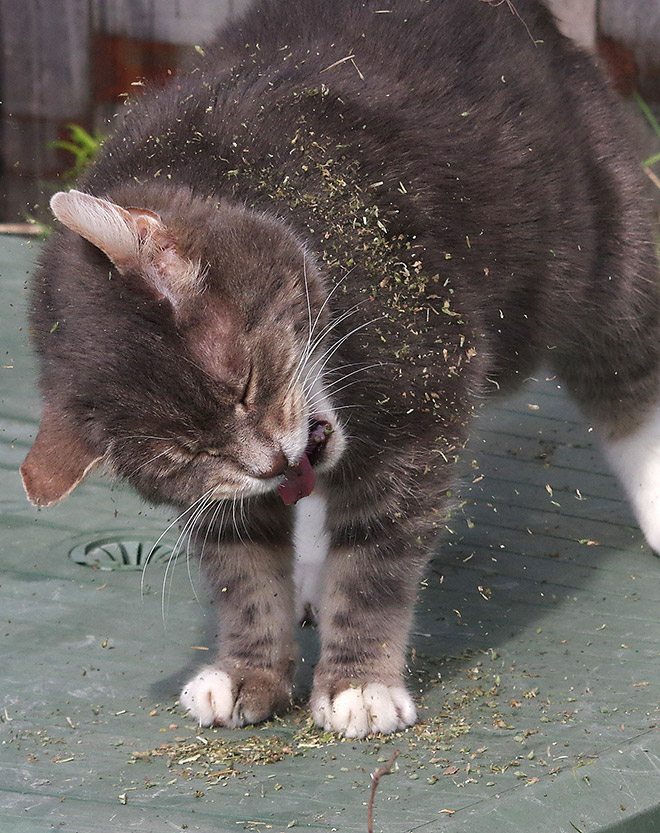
311,683,416,738
180,665,291,727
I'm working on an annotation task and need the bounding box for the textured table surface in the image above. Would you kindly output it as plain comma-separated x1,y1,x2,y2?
1,234,659,833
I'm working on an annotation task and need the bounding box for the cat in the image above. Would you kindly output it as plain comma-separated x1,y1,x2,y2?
20,0,660,739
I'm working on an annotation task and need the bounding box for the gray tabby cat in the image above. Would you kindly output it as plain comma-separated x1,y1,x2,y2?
21,0,660,737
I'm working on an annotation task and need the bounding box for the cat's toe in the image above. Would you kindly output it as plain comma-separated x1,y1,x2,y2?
311,682,416,738
180,666,236,727
180,665,292,728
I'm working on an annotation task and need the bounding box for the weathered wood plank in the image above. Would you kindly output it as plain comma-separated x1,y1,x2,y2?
0,0,91,219
0,0,252,221
0,0,90,118
1,0,658,222
90,0,252,45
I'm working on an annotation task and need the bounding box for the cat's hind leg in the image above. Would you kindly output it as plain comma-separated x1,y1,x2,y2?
598,399,660,553
549,254,660,553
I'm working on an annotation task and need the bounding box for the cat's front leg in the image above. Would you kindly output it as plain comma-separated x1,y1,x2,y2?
180,539,295,728
310,540,426,738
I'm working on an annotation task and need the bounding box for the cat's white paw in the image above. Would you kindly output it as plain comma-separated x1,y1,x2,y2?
180,666,237,727
180,664,292,727
311,683,417,738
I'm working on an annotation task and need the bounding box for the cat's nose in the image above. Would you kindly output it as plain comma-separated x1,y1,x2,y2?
256,450,288,479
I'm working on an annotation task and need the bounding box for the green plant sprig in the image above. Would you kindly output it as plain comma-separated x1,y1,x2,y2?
50,123,103,180
633,92,660,168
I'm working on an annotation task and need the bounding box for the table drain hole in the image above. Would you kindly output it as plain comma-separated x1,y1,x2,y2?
68,537,173,571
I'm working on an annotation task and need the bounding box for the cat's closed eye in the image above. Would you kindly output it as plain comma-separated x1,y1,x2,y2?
196,448,225,459
237,364,255,411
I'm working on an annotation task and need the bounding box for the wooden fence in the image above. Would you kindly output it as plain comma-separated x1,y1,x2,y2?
0,0,659,222
0,0,251,221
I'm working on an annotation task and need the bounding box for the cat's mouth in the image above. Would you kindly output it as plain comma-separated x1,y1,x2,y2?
277,420,333,506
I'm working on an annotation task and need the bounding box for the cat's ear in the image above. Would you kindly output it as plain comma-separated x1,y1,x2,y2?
20,407,103,507
50,190,200,311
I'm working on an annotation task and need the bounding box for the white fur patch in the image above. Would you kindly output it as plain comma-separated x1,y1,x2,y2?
180,666,237,727
311,683,417,738
601,403,660,552
293,492,330,621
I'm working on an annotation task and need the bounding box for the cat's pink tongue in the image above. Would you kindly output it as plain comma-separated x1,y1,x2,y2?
277,454,315,505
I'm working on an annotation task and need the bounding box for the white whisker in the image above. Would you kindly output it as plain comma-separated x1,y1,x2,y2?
162,489,219,625
231,497,245,545
306,364,384,412
310,265,357,337
303,300,366,360
124,445,177,479
302,316,384,399
321,403,362,412
286,269,361,394
118,434,178,442
309,362,383,397
140,484,221,601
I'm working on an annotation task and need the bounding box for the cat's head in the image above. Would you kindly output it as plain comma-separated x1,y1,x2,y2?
20,186,346,509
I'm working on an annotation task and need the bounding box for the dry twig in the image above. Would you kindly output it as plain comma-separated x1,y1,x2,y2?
320,55,356,73
0,223,43,236
367,749,401,833
478,0,537,45
320,54,365,80
643,166,660,191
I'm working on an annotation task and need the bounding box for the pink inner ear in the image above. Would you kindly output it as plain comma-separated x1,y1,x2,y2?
20,411,102,507
125,207,170,246
50,190,202,315
123,208,202,312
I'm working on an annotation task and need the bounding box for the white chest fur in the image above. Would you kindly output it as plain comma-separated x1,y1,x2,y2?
293,492,330,621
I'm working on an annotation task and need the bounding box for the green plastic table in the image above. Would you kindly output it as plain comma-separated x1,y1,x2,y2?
2,235,659,832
